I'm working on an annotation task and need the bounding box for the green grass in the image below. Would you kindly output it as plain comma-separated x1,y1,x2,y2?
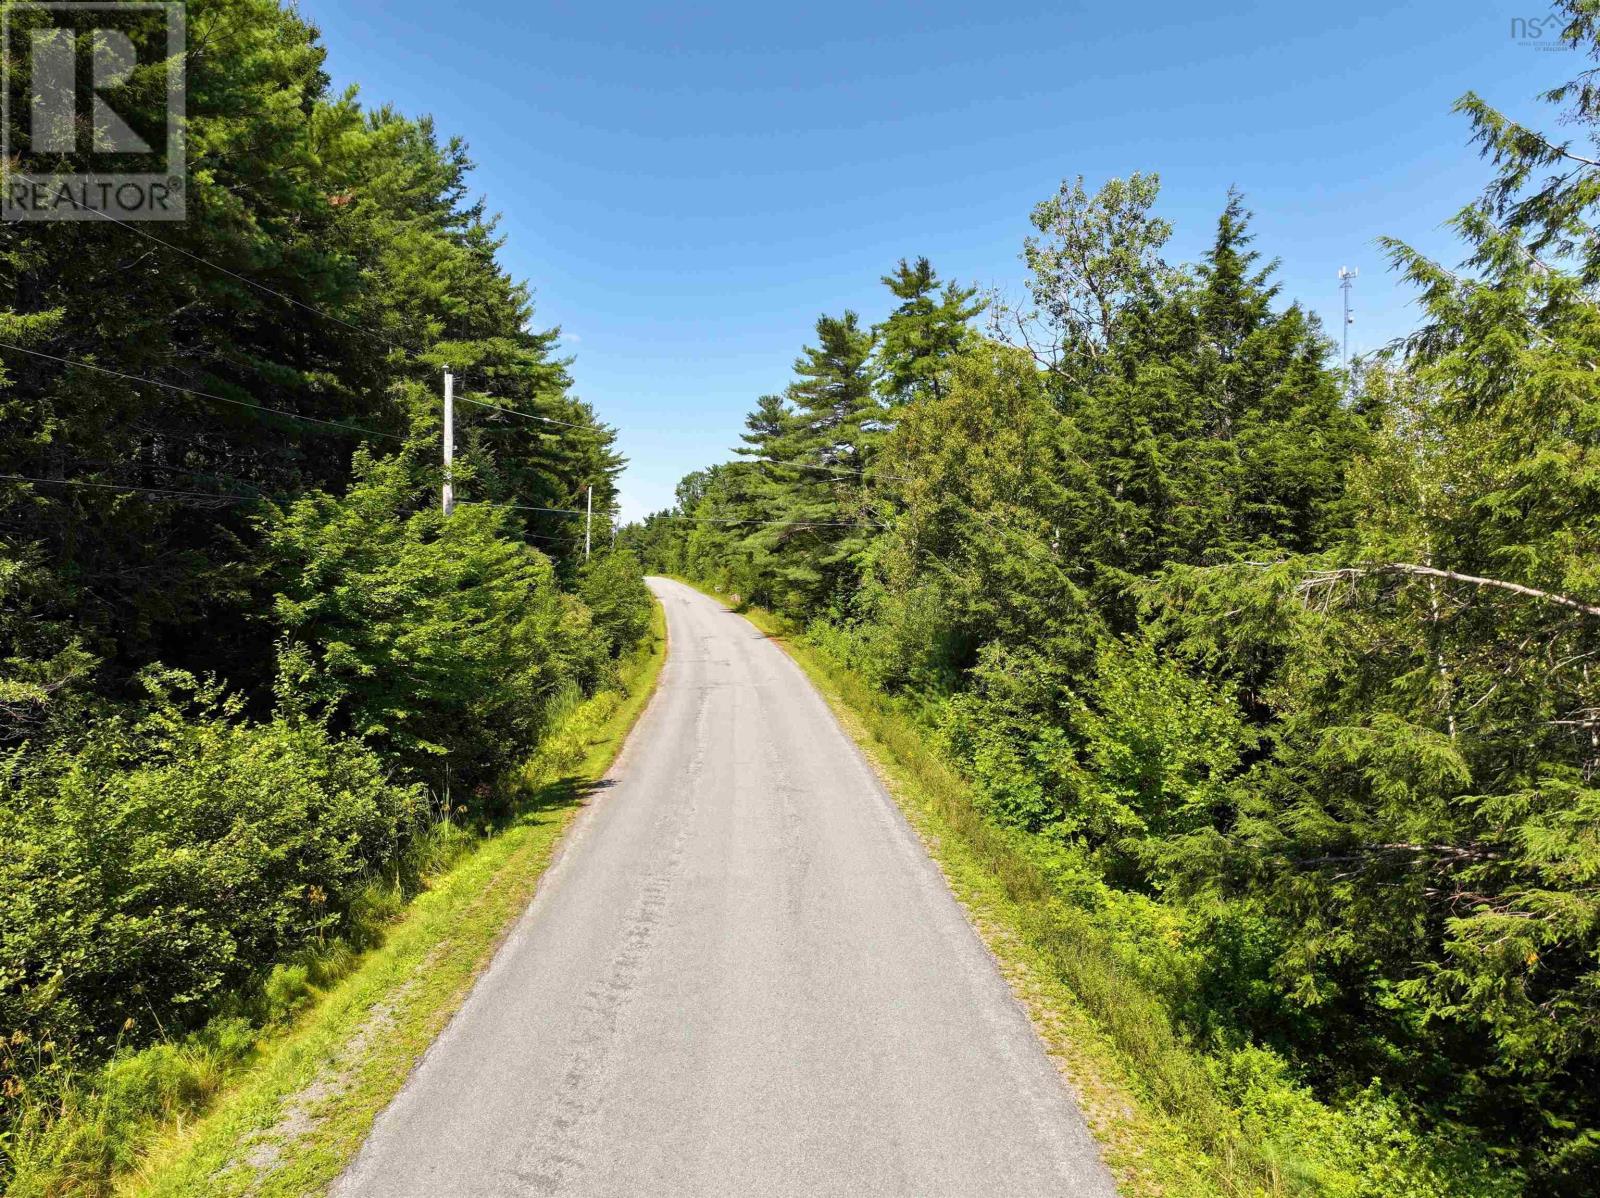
668,579,1506,1198
4,600,667,1198
671,582,1242,1196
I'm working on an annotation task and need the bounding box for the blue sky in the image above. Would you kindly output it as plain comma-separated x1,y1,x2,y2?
310,1,1572,521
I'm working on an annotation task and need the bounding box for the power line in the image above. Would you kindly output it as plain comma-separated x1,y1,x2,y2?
0,472,259,504
462,501,870,529
458,500,588,516
8,182,611,535
646,513,881,528
8,169,400,352
67,459,266,495
0,340,405,442
8,175,611,446
742,455,912,483
6,475,609,536
10,174,607,435
455,394,604,432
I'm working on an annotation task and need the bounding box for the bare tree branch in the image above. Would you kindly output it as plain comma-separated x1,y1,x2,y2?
1267,562,1600,620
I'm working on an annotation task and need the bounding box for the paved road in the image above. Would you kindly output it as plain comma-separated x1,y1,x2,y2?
334,577,1116,1197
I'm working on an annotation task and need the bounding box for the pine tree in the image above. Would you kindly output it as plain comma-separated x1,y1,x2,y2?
0,0,620,712
725,312,883,614
1065,191,1365,623
874,257,984,411
788,311,881,472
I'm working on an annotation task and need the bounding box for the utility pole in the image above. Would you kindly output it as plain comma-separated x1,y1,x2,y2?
442,370,455,516
1338,266,1357,395
585,484,593,560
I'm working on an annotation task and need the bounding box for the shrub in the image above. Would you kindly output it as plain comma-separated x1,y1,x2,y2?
0,669,425,1110
577,549,653,658
264,448,604,795
941,634,1253,868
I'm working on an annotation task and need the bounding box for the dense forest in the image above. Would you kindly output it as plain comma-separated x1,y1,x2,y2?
0,0,650,1184
627,9,1600,1193
6,0,1600,1193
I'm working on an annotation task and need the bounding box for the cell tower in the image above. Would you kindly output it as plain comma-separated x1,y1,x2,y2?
1338,266,1358,392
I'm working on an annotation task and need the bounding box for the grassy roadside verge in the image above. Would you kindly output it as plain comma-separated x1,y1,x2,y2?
13,597,668,1198
676,578,1515,1198
674,577,1431,1198
683,573,1522,1198
668,578,1246,1197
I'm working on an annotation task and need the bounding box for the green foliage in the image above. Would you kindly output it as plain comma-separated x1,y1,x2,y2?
727,591,1515,1198
1014,171,1175,384
0,548,96,741
1,611,665,1198
876,257,985,411
864,341,1096,688
623,266,986,626
944,635,1254,875
636,28,1600,1179
720,310,886,613
578,550,654,659
263,448,599,795
0,2,648,1185
1129,18,1600,1181
0,0,621,701
2,603,664,1198
0,672,425,1101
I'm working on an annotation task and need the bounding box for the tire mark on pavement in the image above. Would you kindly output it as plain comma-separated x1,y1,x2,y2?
508,688,712,1195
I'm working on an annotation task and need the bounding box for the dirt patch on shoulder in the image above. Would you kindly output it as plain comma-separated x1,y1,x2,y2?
216,977,417,1193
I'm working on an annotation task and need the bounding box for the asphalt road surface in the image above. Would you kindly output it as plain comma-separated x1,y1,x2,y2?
334,576,1116,1198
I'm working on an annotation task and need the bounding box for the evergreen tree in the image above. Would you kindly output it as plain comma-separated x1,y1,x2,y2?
628,20,1600,1188
0,2,645,1169
864,343,1097,688
730,312,883,614
1150,21,1600,1181
874,257,984,411
1064,189,1366,623
0,0,619,719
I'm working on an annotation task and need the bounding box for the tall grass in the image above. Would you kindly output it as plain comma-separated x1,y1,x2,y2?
1,818,469,1198
704,583,1513,1198
794,626,1286,1194
2,609,668,1198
